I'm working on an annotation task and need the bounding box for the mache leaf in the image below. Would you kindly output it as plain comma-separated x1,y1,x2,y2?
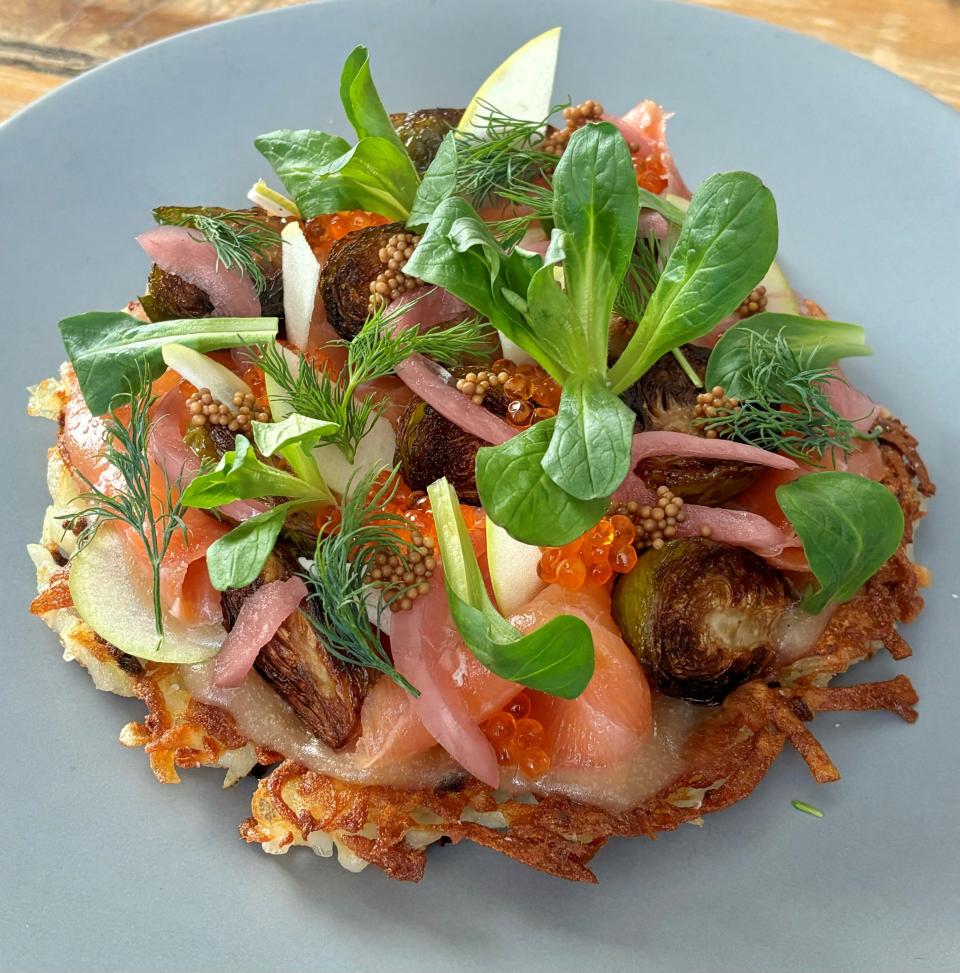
179,436,318,508
59,311,278,416
776,472,904,614
705,312,873,398
541,376,636,501
552,122,640,372
206,500,300,591
609,171,779,393
475,418,609,546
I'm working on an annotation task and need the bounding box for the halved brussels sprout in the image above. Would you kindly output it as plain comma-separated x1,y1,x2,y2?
611,538,790,704
395,397,484,504
140,264,213,321
619,345,762,504
320,221,405,340
390,108,464,175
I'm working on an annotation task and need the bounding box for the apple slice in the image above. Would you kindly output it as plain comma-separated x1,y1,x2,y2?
485,519,545,615
161,343,252,404
458,27,561,138
281,220,321,350
313,415,396,497
69,524,225,663
247,178,300,218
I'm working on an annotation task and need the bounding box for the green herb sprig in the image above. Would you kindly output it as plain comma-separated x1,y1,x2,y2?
304,468,421,694
408,103,564,229
453,102,562,205
157,209,281,295
696,331,858,463
67,374,187,646
257,298,491,462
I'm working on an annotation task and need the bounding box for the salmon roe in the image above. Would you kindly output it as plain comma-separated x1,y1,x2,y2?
483,693,551,779
537,514,638,591
302,210,390,263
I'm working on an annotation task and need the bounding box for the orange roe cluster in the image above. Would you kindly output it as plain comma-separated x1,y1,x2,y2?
302,210,390,263
459,358,561,429
537,515,638,591
484,693,551,779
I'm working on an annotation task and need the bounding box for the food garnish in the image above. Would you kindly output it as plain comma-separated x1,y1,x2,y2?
66,371,187,645
154,207,283,295
27,28,932,884
792,800,825,818
428,477,595,698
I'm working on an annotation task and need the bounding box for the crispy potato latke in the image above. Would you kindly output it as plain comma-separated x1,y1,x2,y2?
28,375,932,882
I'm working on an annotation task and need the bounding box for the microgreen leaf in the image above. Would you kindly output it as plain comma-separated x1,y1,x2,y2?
475,419,609,546
404,197,576,380
206,501,302,591
551,122,639,371
58,311,278,416
255,130,418,220
251,413,339,457
428,478,594,698
776,472,904,614
408,130,458,227
705,312,873,399
609,171,778,393
339,45,409,147
541,376,636,501
636,187,687,225
179,436,320,508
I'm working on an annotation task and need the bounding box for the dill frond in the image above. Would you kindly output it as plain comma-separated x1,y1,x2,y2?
697,332,858,463
454,101,565,209
67,372,187,646
166,211,281,295
303,468,420,694
257,295,491,462
614,234,664,324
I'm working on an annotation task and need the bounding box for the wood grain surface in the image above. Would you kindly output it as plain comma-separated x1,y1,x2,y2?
1,0,958,121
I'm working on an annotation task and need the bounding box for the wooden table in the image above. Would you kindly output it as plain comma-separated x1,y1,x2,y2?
2,0,958,121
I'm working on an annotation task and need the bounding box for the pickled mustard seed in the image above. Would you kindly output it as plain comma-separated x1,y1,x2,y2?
791,800,824,818
734,284,769,320
368,231,423,313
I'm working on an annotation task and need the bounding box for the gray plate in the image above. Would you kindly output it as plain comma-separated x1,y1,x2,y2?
2,1,958,970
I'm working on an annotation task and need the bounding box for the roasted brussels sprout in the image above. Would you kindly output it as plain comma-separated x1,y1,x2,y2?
140,264,212,321
139,207,284,322
635,455,762,505
620,344,709,432
390,108,464,175
320,221,406,340
620,345,762,504
612,538,790,704
395,397,484,504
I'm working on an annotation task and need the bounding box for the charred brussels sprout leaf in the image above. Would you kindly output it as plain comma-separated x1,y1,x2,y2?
620,344,709,432
635,455,763,506
395,398,486,505
612,538,790,704
390,108,464,175
320,221,405,340
140,265,213,322
776,471,903,614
